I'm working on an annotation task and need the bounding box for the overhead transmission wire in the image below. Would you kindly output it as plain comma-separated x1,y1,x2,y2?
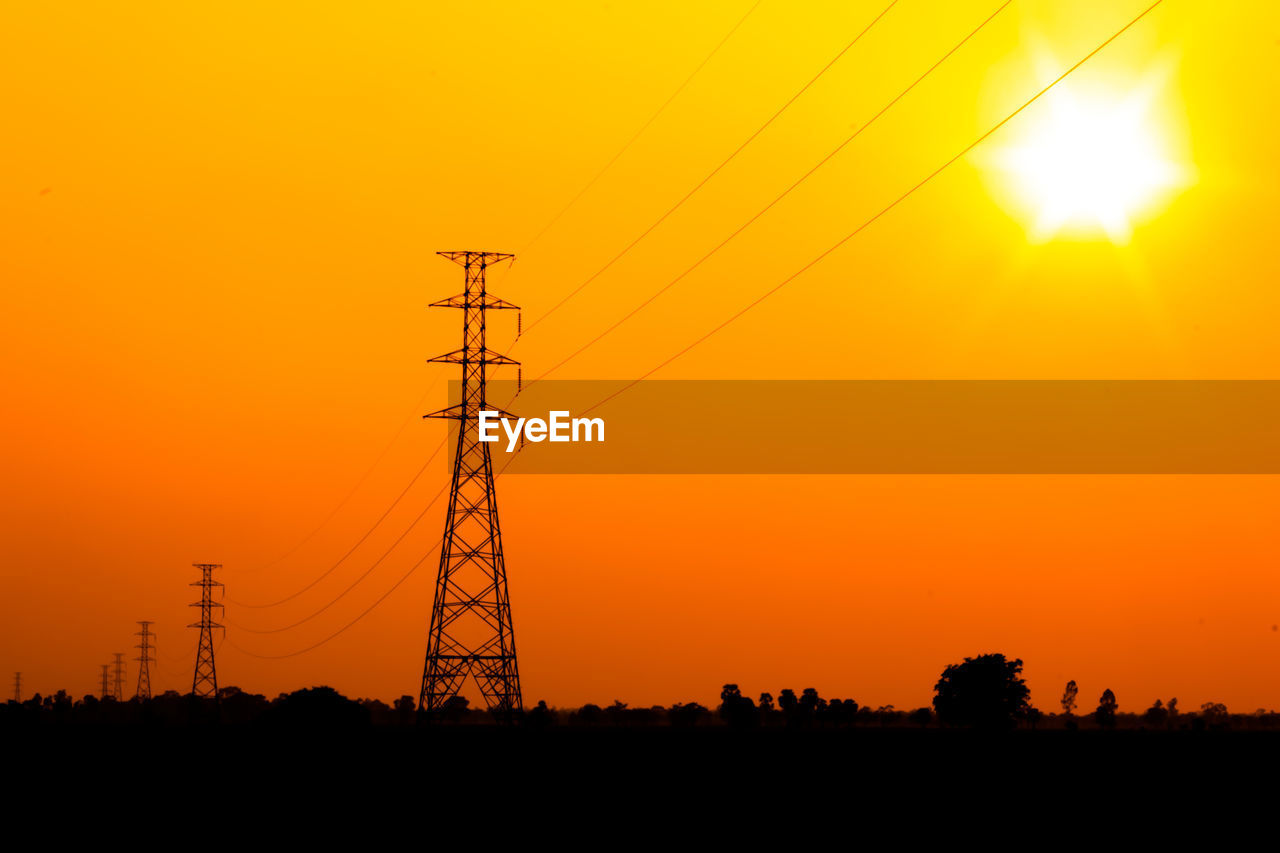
578,0,1166,419
510,0,767,261
487,0,900,388
224,451,523,659
243,377,442,575
516,0,901,337
228,437,447,608
224,1,1161,659
523,0,1011,390
225,479,450,633
226,1,873,612
227,375,443,610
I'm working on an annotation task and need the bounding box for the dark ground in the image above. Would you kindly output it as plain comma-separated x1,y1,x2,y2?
6,725,1276,837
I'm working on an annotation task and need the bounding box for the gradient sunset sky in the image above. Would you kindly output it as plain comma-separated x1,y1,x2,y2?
3,1,1279,711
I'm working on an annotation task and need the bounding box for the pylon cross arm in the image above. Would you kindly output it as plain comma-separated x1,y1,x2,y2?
427,347,520,366
429,293,520,311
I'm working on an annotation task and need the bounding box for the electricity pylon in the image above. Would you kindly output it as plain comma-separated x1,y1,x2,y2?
135,621,154,700
12,672,20,703
419,251,522,715
189,563,223,699
112,653,125,701
100,664,111,700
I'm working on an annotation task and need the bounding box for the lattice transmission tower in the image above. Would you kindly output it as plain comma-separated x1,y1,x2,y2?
135,621,154,700
111,653,125,701
188,563,223,699
420,251,523,715
12,672,20,703
100,664,111,700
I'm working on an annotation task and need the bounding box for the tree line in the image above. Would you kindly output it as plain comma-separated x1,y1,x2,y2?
2,653,1273,730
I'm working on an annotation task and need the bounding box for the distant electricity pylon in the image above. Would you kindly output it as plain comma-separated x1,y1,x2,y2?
100,664,111,700
135,621,154,700
189,563,224,699
112,653,125,701
12,672,20,703
420,251,522,715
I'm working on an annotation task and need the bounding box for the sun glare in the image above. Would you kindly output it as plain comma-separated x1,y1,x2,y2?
989,65,1191,243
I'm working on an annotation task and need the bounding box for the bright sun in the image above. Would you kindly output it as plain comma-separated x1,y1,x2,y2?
990,67,1190,243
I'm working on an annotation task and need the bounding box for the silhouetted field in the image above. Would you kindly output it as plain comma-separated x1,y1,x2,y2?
9,658,1278,824
6,687,1278,828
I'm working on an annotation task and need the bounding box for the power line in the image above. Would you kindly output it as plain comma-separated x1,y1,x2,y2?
511,0,767,260
526,0,1012,388
238,1,890,609
216,1,1161,660
245,377,442,575
226,480,449,634
520,0,901,337
228,437,447,608
225,542,441,660
224,450,525,659
579,0,1165,418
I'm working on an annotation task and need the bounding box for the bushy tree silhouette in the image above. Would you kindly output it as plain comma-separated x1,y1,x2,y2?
527,699,554,728
1094,689,1117,728
1061,680,1078,717
575,702,603,725
668,702,709,727
269,686,369,728
1200,702,1228,729
718,684,757,728
440,694,470,723
932,653,1031,730
1143,699,1168,728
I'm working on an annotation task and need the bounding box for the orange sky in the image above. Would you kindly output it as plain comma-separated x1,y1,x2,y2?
3,1,1280,712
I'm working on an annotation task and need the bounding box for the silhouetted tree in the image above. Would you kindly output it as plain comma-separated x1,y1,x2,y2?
669,702,709,727
1094,689,1117,728
909,707,933,727
718,684,757,728
269,686,369,728
932,653,1031,730
800,688,825,717
758,692,775,712
527,699,554,729
823,698,858,727
440,694,470,723
777,689,799,727
1143,699,1168,728
1061,680,1078,717
1200,702,1228,729
221,688,269,725
575,703,603,726
1024,706,1042,729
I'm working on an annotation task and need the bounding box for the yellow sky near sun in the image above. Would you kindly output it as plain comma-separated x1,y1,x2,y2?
2,1,1280,710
